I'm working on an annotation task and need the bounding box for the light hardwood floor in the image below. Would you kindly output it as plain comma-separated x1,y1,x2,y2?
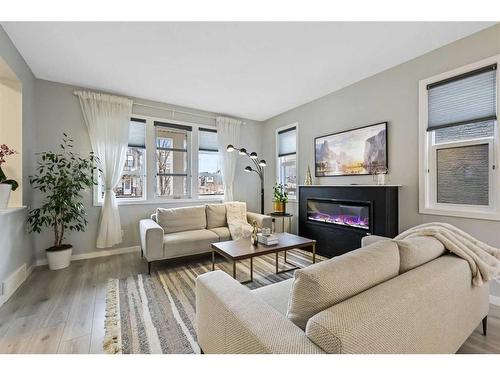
0,252,143,354
0,252,499,354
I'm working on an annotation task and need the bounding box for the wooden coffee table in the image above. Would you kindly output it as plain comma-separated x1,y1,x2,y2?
211,232,316,283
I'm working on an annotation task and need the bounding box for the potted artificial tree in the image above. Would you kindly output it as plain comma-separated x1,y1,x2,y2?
0,144,19,208
28,134,98,270
272,182,288,214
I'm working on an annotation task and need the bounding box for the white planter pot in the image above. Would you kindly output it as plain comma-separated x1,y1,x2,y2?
46,246,73,270
0,184,12,209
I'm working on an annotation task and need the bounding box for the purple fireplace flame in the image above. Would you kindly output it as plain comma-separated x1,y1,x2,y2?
308,212,369,229
307,199,371,230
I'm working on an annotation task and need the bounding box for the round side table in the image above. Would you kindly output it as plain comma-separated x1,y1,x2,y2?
267,212,293,233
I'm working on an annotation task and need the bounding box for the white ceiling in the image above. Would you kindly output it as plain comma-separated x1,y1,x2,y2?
2,22,496,121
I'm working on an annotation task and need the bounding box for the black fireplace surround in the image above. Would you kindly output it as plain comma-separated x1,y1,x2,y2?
299,185,399,258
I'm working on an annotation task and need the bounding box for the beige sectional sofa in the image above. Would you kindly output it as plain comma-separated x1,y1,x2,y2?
196,235,489,354
139,203,272,273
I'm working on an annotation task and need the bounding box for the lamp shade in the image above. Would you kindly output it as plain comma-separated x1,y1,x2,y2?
244,166,253,172
226,144,235,152
250,152,258,159
259,160,267,167
239,148,247,155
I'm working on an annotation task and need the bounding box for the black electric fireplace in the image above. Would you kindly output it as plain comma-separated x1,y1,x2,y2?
307,198,372,232
299,185,399,258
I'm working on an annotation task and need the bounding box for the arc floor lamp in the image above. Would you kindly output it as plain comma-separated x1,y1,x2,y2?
226,145,266,214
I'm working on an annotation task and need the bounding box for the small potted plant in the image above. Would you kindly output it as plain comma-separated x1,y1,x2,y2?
273,182,288,214
28,134,98,270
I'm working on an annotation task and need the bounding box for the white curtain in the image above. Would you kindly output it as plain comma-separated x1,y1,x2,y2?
76,91,132,248
216,116,242,201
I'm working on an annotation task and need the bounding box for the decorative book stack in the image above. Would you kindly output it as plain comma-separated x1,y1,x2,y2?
257,233,278,246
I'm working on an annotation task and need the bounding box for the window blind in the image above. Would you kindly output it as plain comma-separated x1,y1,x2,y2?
199,128,218,152
278,126,297,157
427,64,497,131
154,121,192,132
128,118,146,148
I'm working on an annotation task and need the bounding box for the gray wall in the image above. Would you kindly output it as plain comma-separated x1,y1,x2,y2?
32,79,263,261
261,24,500,296
0,208,31,303
0,26,36,287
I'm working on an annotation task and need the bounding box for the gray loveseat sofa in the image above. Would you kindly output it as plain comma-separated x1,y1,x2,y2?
196,234,489,354
139,203,272,273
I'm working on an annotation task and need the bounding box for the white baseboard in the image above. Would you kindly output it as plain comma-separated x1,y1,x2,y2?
0,263,34,308
490,295,500,306
35,245,140,266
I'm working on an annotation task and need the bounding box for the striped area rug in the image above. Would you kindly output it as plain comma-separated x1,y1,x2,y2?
104,249,321,354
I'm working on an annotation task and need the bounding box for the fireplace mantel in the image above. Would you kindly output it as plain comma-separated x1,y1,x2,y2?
299,184,402,187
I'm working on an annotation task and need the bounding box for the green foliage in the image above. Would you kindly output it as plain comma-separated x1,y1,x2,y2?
27,134,98,248
0,167,19,191
273,182,288,203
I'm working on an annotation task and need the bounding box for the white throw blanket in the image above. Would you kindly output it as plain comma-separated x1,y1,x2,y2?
395,222,500,286
226,201,253,240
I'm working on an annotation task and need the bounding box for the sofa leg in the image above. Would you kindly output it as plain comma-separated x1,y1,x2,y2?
148,261,152,275
140,248,143,258
482,316,488,336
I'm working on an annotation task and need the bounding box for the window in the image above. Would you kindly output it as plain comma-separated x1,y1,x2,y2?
155,121,191,198
198,128,223,195
277,125,297,199
419,58,499,220
94,116,225,205
98,118,146,201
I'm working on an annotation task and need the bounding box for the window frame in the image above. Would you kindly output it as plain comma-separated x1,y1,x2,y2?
275,122,299,202
93,115,224,206
418,55,500,221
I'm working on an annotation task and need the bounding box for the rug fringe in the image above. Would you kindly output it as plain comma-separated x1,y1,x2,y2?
103,278,122,354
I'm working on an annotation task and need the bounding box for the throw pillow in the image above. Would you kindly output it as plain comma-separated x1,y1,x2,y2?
395,236,446,273
226,201,252,240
